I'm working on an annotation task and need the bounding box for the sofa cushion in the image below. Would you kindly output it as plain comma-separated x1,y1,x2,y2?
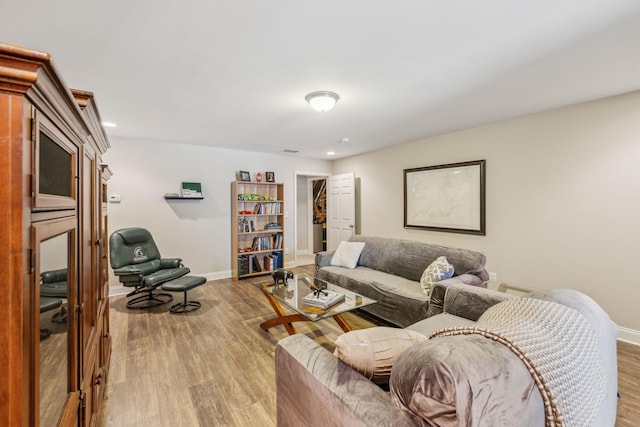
317,266,429,327
331,241,366,268
334,327,427,386
390,335,544,426
420,256,454,296
406,313,476,336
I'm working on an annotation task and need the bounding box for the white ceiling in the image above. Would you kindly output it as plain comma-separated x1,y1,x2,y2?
2,1,640,159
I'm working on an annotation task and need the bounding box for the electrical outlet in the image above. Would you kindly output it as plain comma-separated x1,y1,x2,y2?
284,247,289,254
489,272,497,281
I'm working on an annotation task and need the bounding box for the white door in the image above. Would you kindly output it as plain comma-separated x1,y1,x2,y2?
326,172,355,250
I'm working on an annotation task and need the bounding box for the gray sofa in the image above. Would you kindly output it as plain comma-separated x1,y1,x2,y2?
275,285,618,427
315,235,490,327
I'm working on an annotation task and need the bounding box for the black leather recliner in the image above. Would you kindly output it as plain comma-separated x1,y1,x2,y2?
40,268,68,323
109,227,190,309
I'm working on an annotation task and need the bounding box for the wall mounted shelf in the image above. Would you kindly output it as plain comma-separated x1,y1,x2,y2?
164,196,204,200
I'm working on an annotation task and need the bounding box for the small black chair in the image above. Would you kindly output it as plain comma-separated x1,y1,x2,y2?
109,227,191,309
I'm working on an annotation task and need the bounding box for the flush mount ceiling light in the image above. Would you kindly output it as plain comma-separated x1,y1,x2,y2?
305,91,339,112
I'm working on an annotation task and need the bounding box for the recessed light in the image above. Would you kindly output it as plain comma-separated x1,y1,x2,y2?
102,121,117,128
326,151,335,156
340,137,350,144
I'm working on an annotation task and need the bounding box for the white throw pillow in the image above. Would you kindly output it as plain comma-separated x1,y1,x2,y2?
334,327,427,385
420,256,454,296
330,241,366,269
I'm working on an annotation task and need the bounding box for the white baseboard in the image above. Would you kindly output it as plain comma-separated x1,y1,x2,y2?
108,270,232,298
108,285,130,297
199,270,231,281
617,326,640,346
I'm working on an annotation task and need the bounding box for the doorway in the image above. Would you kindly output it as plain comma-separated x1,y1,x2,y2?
293,172,328,266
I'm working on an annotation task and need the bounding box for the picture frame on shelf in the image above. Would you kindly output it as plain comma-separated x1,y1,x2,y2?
404,160,486,235
265,171,275,182
238,170,251,182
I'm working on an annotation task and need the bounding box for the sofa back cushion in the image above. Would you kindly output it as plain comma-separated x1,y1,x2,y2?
348,235,488,282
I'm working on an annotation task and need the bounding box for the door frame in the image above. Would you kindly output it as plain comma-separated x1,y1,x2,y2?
292,170,329,265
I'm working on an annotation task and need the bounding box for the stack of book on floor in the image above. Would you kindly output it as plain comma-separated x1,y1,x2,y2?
302,289,345,310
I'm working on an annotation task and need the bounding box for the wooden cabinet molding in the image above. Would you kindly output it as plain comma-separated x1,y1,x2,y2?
0,41,112,427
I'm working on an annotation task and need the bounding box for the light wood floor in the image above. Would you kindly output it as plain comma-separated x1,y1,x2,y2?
98,265,640,426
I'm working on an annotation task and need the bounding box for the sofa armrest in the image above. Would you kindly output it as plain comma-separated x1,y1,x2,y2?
444,283,516,321
425,274,485,317
276,334,417,427
314,250,336,273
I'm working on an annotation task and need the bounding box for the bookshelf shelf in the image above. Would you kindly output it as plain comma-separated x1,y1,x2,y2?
238,230,283,235
232,180,285,280
238,248,284,255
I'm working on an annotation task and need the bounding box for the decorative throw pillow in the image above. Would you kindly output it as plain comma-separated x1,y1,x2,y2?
420,256,454,297
334,327,427,385
330,241,366,269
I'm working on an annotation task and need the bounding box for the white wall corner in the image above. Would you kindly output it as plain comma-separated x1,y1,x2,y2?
617,326,640,346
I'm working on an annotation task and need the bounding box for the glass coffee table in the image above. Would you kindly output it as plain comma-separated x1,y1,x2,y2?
255,273,376,335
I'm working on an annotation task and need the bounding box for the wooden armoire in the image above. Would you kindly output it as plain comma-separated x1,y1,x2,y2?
0,42,112,426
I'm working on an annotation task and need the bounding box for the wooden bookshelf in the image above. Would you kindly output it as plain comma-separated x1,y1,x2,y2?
231,181,284,280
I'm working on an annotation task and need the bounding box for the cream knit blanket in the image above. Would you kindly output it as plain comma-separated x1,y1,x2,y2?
430,298,606,427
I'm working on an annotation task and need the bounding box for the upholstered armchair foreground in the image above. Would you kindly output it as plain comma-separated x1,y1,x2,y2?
109,227,191,309
275,286,618,426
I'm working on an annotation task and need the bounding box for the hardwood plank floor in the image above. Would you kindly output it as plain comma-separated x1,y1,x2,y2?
99,265,640,426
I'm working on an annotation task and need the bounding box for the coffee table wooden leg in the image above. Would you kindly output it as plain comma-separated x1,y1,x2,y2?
260,284,298,335
259,313,309,334
333,314,352,333
259,284,355,335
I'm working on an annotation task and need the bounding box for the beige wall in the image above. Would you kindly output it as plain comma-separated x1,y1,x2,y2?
103,139,332,282
333,90,640,334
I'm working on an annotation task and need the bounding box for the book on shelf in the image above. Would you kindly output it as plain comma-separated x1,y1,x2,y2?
251,202,281,214
250,233,282,251
251,255,262,272
263,254,277,271
238,218,255,233
238,255,249,276
302,290,345,310
273,251,283,269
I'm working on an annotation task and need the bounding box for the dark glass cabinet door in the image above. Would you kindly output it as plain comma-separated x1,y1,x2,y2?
33,115,78,210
